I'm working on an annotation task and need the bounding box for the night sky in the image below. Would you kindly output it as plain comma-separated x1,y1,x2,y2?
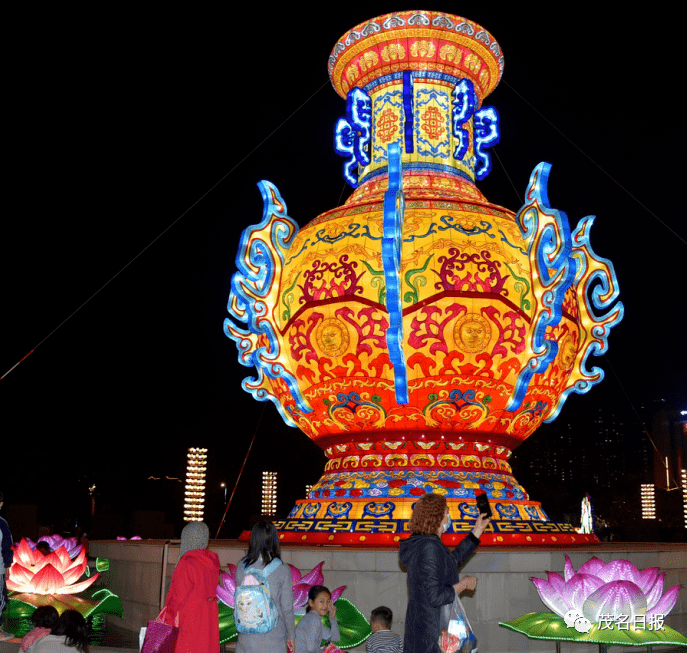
3,4,684,539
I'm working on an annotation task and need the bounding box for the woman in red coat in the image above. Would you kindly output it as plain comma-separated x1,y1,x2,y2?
164,522,220,653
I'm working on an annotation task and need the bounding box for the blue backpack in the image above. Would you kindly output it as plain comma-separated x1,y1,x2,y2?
234,558,282,634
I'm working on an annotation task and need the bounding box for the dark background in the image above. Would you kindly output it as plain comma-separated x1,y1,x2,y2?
2,3,684,540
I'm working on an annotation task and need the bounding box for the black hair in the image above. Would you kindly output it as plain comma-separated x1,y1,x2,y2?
371,606,393,629
305,585,331,613
36,542,52,556
0,490,4,502
51,609,90,653
31,606,59,629
243,520,281,567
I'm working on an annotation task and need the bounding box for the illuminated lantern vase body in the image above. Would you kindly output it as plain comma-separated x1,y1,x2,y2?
225,11,623,545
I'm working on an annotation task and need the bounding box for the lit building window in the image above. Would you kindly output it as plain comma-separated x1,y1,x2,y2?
262,471,277,517
641,484,656,520
184,447,207,522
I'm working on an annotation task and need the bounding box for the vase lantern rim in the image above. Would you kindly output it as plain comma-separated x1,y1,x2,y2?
328,10,504,103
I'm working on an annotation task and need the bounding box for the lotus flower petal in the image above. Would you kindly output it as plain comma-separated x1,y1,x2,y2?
636,567,659,595
31,556,52,573
582,580,647,623
216,570,235,607
577,557,606,577
546,571,566,596
38,535,82,559
14,539,40,567
57,574,100,595
563,556,575,582
330,586,347,603
30,565,67,595
289,564,303,585
293,582,310,609
61,562,87,586
53,547,72,570
596,560,640,585
643,572,665,611
66,549,88,575
7,563,35,587
532,577,569,617
216,586,234,608
40,535,63,549
70,548,87,567
645,584,682,619
300,562,325,587
561,574,605,614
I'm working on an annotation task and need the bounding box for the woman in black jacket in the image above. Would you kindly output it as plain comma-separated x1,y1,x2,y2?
399,493,490,653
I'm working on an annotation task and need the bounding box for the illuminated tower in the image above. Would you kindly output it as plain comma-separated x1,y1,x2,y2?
184,447,207,522
641,484,656,520
262,471,278,517
225,11,622,545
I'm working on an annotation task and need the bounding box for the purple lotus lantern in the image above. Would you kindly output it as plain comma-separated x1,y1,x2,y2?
25,536,83,560
533,556,681,626
501,555,686,648
217,561,346,613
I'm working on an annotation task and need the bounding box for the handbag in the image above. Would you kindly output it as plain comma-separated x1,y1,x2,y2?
140,607,179,653
439,593,477,653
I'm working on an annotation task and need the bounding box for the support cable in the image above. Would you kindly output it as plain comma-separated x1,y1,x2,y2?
603,354,681,490
503,80,686,246
215,403,266,539
1,80,330,382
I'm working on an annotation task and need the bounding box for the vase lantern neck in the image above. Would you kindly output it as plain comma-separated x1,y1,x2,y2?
329,10,504,204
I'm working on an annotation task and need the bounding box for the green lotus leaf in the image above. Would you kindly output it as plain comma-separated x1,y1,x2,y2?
321,598,372,650
218,601,238,644
500,612,687,647
96,558,110,572
5,588,123,639
8,588,122,619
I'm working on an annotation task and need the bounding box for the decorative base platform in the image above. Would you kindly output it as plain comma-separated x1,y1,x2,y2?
254,439,597,546
239,522,599,547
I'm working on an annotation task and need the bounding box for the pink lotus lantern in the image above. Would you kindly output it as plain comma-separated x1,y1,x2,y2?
7,538,99,595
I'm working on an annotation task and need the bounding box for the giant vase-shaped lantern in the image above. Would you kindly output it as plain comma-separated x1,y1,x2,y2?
225,11,623,545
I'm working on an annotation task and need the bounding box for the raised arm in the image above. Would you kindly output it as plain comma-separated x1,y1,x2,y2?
323,599,340,643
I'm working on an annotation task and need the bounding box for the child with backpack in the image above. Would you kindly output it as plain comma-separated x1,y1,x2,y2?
235,521,295,653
